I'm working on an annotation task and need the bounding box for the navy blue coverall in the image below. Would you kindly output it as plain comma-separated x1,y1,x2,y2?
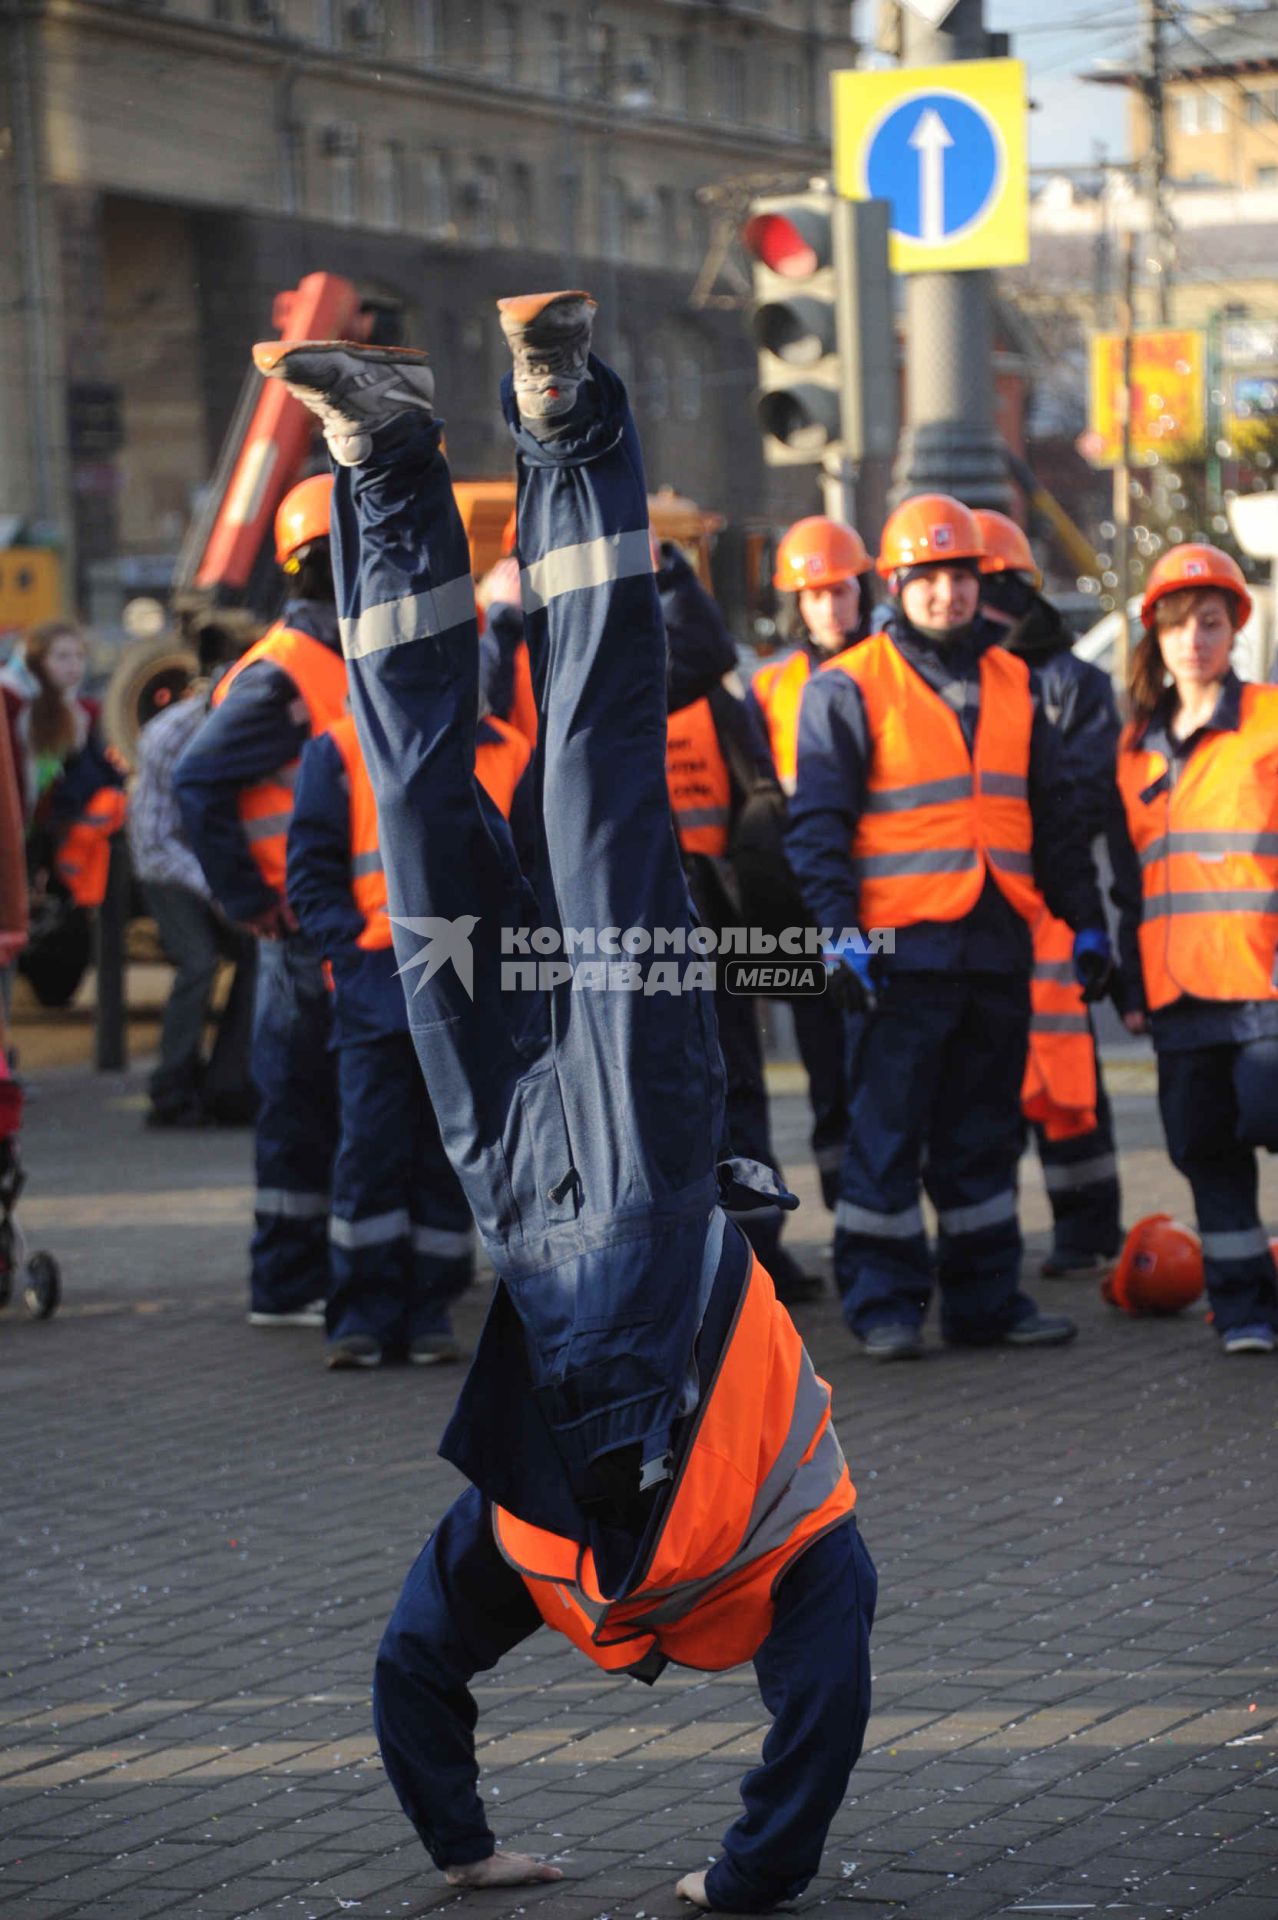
332,361,875,1911
286,726,474,1352
1009,601,1125,1263
175,601,340,1317
788,611,1105,1342
1115,671,1278,1336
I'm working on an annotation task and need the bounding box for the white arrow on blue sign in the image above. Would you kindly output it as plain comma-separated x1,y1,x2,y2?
865,91,1003,247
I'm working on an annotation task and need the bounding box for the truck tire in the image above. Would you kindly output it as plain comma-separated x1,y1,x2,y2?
104,636,197,766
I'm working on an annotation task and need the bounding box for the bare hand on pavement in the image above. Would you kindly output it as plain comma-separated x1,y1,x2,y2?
676,1869,713,1909
445,1849,564,1889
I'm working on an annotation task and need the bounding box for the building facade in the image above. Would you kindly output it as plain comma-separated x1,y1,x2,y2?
2,0,856,617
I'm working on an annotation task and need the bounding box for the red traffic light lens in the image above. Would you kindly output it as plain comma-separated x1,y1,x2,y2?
743,213,818,279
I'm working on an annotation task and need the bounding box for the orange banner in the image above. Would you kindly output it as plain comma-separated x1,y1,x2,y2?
1088,330,1205,467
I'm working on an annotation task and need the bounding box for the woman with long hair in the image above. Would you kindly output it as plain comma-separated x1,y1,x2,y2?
1115,545,1278,1355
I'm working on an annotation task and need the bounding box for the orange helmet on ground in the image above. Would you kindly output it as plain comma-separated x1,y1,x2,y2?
973,509,1042,588
275,474,334,570
877,494,984,579
1140,543,1252,631
773,516,873,592
1102,1213,1204,1315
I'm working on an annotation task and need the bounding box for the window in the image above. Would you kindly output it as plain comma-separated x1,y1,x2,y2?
647,352,669,421
1177,88,1224,134
419,149,451,235
1246,85,1278,126
506,160,534,243
545,12,569,93
720,48,745,123
559,167,581,255
323,125,360,223
1256,165,1278,186
779,62,802,133
676,350,701,423
600,175,625,258
467,156,498,243
657,185,680,260
415,0,440,59
491,2,518,79
668,38,689,117
371,138,405,228
645,35,665,110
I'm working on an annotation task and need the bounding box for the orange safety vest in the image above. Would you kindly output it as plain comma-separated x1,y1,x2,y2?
56,787,129,908
750,649,810,795
1116,685,1278,1011
493,1251,856,1678
666,698,731,857
1022,909,1097,1140
823,633,1040,930
212,626,349,897
327,711,531,951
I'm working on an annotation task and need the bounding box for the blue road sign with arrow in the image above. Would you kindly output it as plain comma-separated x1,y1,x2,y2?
833,60,1028,273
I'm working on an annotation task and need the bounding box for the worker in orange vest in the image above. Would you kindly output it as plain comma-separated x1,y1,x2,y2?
975,509,1125,1280
789,494,1112,1360
176,474,348,1328
747,517,876,1211
260,290,876,1912
287,709,531,1367
1114,544,1278,1355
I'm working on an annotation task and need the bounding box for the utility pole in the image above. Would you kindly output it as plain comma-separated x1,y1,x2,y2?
891,0,1011,509
1141,0,1173,324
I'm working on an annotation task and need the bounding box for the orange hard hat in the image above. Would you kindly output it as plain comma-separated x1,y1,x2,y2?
1140,543,1252,630
275,473,334,570
1103,1213,1204,1315
773,516,872,592
973,509,1042,588
877,493,984,578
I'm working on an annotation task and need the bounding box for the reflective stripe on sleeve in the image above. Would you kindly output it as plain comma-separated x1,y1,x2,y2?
1032,960,1076,984
835,1198,925,1239
339,573,478,661
677,807,731,831
351,849,384,878
520,528,653,612
936,1189,1017,1236
1030,1012,1090,1035
987,847,1034,875
244,811,292,843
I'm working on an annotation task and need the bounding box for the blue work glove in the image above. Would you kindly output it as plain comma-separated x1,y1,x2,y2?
823,942,878,1015
1072,927,1115,1004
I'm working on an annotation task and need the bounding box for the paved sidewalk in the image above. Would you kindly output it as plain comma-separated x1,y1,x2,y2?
0,1061,1275,1920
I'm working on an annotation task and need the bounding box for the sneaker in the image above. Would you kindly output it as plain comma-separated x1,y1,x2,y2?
408,1330,462,1367
1041,1251,1115,1281
248,1298,326,1329
1220,1323,1277,1355
252,340,435,466
861,1322,924,1361
496,290,597,435
1003,1311,1078,1348
326,1332,384,1369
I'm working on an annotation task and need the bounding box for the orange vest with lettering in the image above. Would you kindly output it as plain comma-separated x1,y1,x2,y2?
1116,685,1278,1010
493,1251,856,1678
212,625,349,897
56,788,129,908
822,633,1040,930
1021,909,1097,1140
750,649,810,794
666,698,731,857
327,711,530,951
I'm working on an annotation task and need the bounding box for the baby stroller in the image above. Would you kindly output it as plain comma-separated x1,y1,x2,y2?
0,1059,60,1320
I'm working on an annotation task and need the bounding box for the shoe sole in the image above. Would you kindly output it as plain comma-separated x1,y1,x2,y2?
863,1342,923,1362
248,1311,325,1328
1222,1338,1276,1355
254,339,430,377
496,289,596,329
327,1352,383,1369
409,1348,461,1367
1004,1329,1079,1348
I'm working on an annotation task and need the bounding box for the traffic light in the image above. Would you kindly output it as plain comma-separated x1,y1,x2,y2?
742,190,897,475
